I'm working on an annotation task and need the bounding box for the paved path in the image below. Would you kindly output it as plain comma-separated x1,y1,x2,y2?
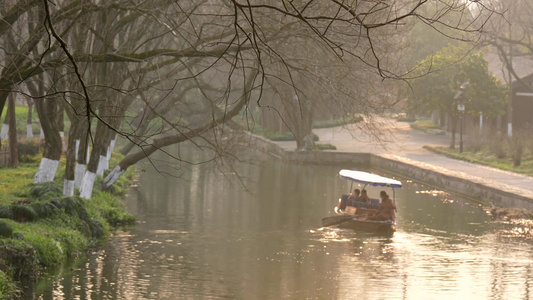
274,118,533,203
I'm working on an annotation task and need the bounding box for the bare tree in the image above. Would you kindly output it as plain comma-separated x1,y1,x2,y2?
0,0,496,198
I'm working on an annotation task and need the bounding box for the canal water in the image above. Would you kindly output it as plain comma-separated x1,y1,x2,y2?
25,146,533,299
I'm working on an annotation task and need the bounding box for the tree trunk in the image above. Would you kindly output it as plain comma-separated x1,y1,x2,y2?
63,120,81,196
80,120,108,199
0,108,9,141
26,98,33,138
33,98,62,183
7,93,18,168
449,113,457,149
74,122,90,188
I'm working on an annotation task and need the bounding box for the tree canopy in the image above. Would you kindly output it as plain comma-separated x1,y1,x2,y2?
409,43,508,146
0,0,498,197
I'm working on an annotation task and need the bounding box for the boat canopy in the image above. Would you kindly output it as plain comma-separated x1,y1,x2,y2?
339,169,402,188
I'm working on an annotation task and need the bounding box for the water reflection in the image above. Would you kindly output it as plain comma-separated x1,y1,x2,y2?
24,146,533,299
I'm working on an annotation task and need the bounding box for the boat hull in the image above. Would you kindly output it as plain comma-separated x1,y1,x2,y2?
322,209,395,234
336,218,395,233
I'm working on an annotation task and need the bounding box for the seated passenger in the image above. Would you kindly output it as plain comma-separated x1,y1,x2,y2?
347,189,361,206
367,191,396,221
359,189,371,204
337,189,361,212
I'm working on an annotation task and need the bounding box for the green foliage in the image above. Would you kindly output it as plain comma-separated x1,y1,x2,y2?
409,44,507,119
0,239,38,280
410,119,440,131
89,190,136,226
0,269,17,299
312,116,362,129
0,206,13,220
425,143,533,177
61,197,90,222
0,221,12,238
0,151,135,295
18,140,40,163
263,131,319,142
29,202,58,219
24,235,63,268
315,144,337,150
11,205,37,222
30,182,62,199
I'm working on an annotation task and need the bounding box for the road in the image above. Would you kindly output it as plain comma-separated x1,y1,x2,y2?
274,118,533,203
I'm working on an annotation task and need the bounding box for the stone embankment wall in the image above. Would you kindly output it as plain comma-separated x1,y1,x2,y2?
244,133,533,210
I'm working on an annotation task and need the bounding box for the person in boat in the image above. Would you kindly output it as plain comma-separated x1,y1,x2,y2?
360,189,371,204
367,191,396,221
337,189,361,211
347,189,361,205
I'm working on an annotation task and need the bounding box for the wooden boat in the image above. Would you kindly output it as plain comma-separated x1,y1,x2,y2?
321,169,402,233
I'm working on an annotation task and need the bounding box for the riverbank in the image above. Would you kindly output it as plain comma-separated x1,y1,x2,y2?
0,155,135,299
243,119,533,210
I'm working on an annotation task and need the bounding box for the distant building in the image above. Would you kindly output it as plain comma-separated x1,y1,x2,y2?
486,49,533,133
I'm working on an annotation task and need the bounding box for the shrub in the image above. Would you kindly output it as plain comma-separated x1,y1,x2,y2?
0,269,17,299
313,116,363,129
0,206,13,220
11,205,37,222
0,239,38,279
52,228,88,255
61,197,90,223
466,128,488,153
89,220,105,239
316,144,337,150
29,202,58,219
25,235,63,267
489,134,507,159
18,141,40,162
0,220,12,238
30,182,62,199
509,132,527,167
266,131,319,142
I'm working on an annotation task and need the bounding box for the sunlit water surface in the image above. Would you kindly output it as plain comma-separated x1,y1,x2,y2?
24,148,533,299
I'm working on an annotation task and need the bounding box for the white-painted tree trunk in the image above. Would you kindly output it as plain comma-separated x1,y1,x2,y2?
0,124,8,141
101,165,125,188
33,158,60,184
107,138,116,162
96,155,107,177
75,139,80,160
40,126,44,138
26,124,33,138
80,171,97,200
63,179,75,196
74,163,86,188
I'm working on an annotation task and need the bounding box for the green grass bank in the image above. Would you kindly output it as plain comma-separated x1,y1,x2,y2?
0,153,135,299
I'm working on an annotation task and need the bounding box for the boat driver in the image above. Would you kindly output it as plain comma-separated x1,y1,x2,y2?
367,191,396,221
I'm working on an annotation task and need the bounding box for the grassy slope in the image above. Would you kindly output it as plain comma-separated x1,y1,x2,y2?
0,152,135,299
425,145,533,177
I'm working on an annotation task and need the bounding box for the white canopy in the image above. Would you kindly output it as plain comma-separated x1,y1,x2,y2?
339,169,402,189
